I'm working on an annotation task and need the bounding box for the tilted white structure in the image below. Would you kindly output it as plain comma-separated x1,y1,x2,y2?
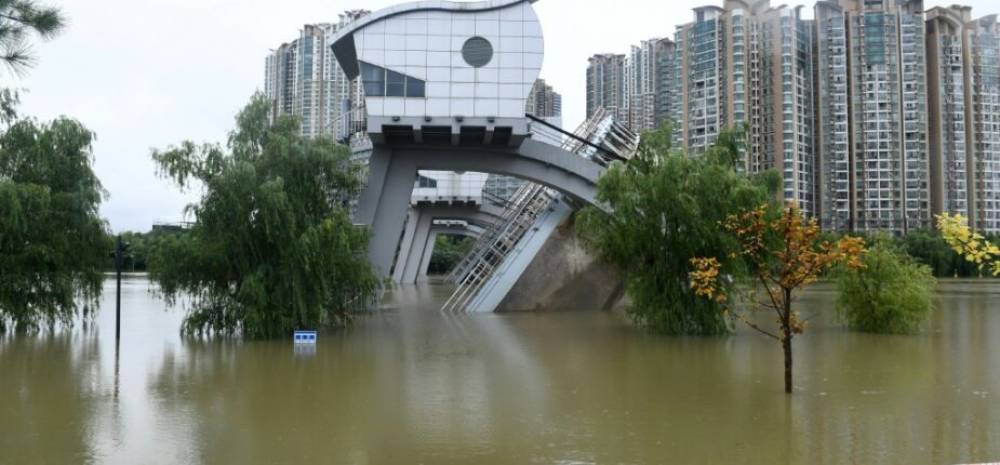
329,0,633,289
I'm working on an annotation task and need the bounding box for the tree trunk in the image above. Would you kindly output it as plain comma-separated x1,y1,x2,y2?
782,332,793,393
782,289,793,394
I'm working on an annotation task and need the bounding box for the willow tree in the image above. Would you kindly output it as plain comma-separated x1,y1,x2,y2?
149,94,378,338
576,123,776,334
0,117,111,332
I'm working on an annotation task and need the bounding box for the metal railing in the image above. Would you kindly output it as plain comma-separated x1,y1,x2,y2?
441,108,640,313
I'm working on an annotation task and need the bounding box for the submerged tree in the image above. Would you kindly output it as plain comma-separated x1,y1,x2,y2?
0,117,111,331
937,213,1000,277
690,204,865,393
576,123,775,335
834,237,936,334
149,94,378,338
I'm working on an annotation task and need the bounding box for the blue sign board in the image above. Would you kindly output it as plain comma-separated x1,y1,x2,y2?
293,330,318,344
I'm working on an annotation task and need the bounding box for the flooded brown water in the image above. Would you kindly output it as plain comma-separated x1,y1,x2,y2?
1,275,999,464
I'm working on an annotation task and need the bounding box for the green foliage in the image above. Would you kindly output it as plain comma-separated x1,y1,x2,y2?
576,123,775,335
0,117,111,331
821,229,988,278
835,237,937,334
428,234,475,275
108,227,186,271
149,93,378,338
0,0,65,75
900,229,984,278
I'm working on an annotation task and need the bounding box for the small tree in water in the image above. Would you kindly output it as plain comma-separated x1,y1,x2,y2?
149,94,379,338
690,204,865,393
834,237,936,334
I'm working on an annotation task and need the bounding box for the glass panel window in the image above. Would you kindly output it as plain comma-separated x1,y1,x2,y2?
386,69,405,97
360,61,385,96
406,77,425,98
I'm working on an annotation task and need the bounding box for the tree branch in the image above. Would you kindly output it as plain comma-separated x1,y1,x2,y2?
730,308,781,341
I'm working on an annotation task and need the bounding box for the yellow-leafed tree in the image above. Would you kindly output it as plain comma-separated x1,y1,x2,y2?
690,204,865,393
936,213,1000,277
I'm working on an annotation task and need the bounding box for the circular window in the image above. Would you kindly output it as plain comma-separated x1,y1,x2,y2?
462,36,494,68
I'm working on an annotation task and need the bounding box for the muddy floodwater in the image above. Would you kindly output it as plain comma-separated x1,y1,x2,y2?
1,275,999,464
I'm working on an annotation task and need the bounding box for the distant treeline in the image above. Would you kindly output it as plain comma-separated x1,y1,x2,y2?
110,226,998,278
824,230,1000,278
107,226,187,272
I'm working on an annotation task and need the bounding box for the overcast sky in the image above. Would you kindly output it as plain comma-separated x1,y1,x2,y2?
14,0,996,232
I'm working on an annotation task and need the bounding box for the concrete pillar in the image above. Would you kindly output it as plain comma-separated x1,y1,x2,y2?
356,147,416,278
401,208,433,284
354,146,392,227
416,230,442,284
391,207,420,283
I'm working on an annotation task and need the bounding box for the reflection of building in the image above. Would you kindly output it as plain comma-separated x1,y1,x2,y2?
264,10,369,141
926,6,1000,233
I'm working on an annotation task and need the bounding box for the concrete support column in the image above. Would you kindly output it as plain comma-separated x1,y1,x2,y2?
356,146,417,278
416,230,442,284
354,146,392,227
401,210,433,284
391,207,420,283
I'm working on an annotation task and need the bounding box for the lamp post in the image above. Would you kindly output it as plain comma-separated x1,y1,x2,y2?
113,235,126,345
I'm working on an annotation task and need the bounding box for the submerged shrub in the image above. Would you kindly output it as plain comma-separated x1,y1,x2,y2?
835,238,936,334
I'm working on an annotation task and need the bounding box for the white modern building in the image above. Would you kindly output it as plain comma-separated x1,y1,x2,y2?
329,0,544,145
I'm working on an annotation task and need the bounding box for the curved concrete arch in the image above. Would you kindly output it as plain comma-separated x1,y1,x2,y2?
397,139,604,207
394,203,502,284
417,226,482,284
360,140,608,278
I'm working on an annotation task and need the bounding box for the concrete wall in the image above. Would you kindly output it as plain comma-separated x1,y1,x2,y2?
495,213,624,313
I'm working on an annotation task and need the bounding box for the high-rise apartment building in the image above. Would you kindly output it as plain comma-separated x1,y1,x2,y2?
624,38,675,132
526,79,562,119
926,6,1000,233
264,10,369,141
671,1,817,216
654,39,677,129
586,54,627,123
673,6,727,154
583,0,1000,235
814,1,851,231
815,0,930,234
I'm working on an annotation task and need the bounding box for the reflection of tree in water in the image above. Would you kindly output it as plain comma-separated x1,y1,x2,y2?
0,331,102,463
146,294,550,465
148,336,389,464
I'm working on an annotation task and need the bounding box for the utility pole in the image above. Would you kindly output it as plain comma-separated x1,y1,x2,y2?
114,235,124,345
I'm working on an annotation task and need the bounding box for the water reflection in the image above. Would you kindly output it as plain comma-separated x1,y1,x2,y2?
1,277,1000,464
0,330,101,464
